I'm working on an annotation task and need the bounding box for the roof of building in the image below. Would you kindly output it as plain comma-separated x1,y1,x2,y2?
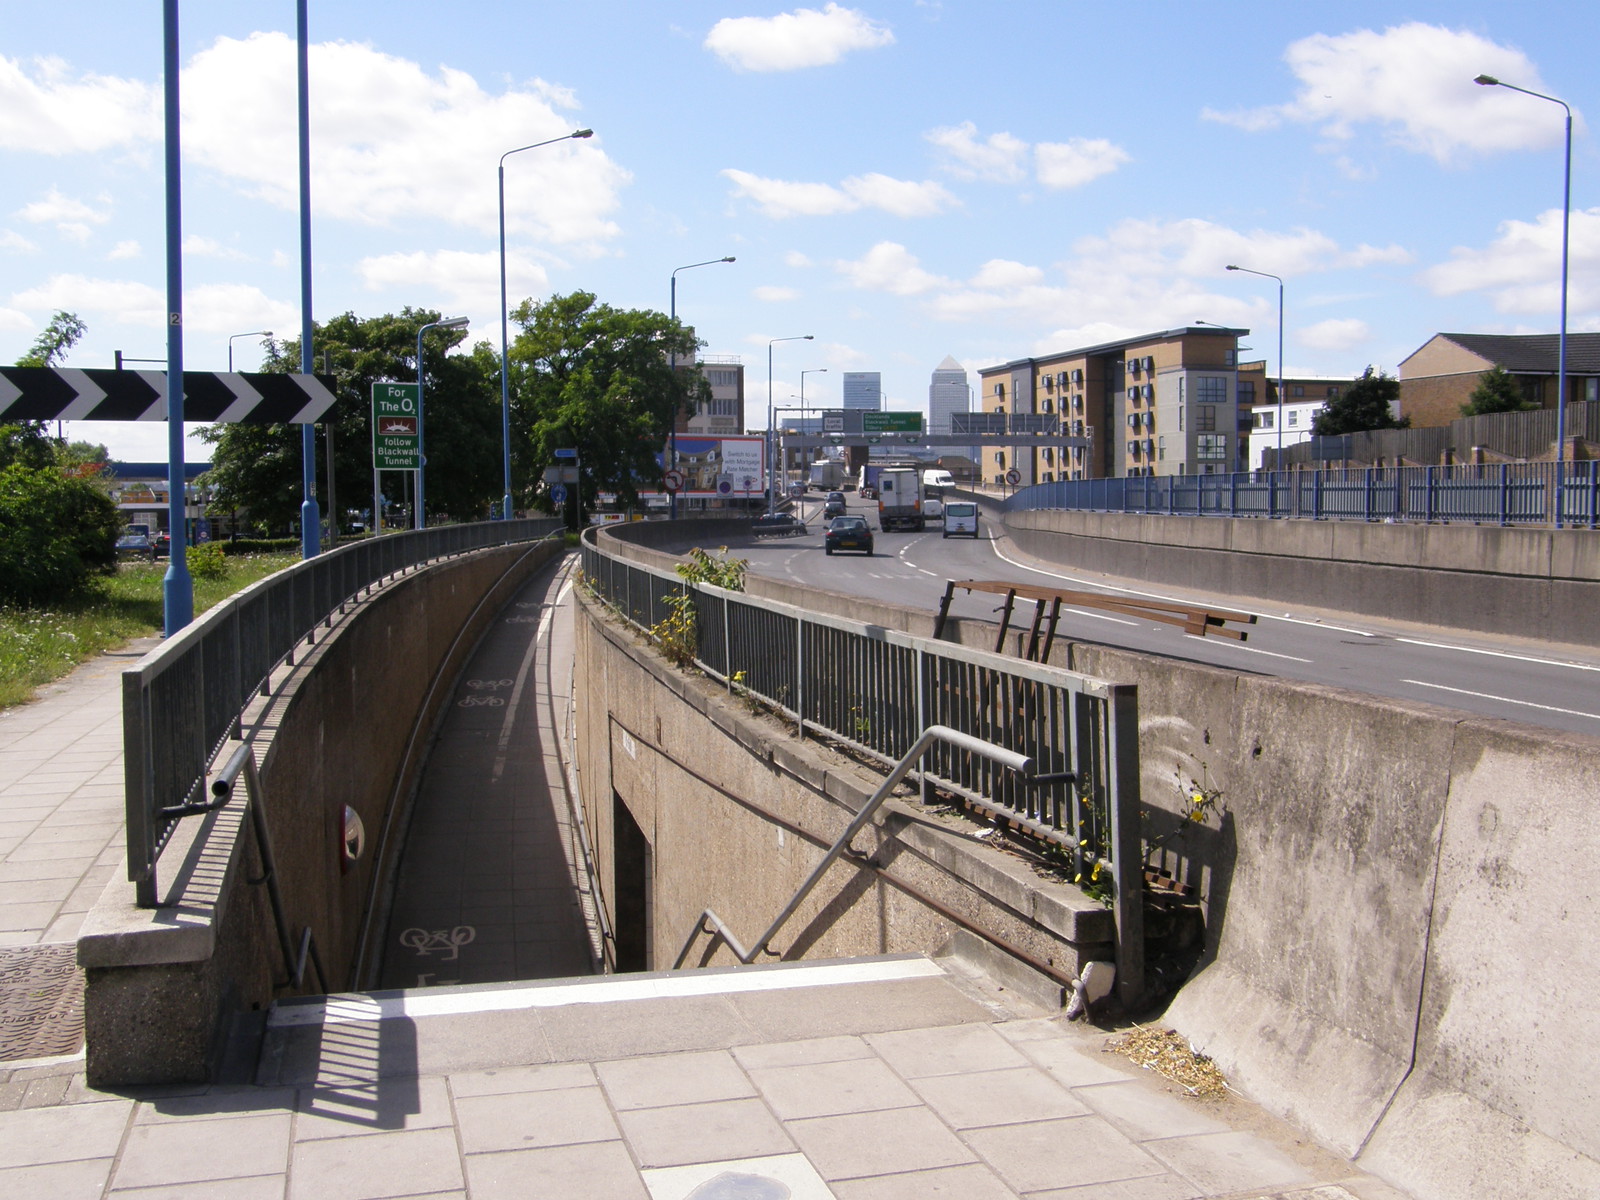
1430,332,1600,375
980,326,1249,375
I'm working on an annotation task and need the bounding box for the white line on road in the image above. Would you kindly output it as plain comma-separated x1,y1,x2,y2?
492,590,556,781
1396,639,1600,674
1064,608,1138,626
1200,640,1312,663
1401,679,1600,722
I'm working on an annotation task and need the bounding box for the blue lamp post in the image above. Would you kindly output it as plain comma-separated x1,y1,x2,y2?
415,316,470,530
767,335,813,514
498,129,592,521
1474,73,1572,528
160,0,192,635
669,257,736,519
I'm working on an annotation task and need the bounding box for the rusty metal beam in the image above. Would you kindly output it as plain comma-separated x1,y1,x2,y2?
950,580,1256,645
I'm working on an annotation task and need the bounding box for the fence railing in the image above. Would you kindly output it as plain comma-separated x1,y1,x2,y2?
1007,462,1600,528
581,534,1145,998
122,519,563,906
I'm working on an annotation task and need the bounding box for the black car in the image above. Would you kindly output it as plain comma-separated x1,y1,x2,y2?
824,515,873,556
752,513,806,537
822,490,847,519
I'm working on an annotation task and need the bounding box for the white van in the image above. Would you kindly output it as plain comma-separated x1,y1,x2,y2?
922,468,955,492
942,501,979,538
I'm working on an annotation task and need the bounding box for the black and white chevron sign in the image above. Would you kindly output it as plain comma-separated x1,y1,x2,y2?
0,367,337,425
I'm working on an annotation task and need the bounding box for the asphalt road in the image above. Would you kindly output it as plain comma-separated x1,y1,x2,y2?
760,494,1600,738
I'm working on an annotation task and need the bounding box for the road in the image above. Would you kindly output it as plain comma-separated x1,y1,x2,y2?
751,494,1600,737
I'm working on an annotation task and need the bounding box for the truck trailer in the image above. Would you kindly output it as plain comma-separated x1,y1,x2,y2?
876,466,924,531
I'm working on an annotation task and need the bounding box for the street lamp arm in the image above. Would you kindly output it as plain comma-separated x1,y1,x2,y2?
500,128,593,169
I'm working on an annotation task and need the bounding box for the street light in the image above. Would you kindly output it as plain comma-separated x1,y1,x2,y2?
1226,265,1284,466
499,128,593,521
768,335,813,514
416,315,470,530
800,368,827,471
228,330,272,372
1474,73,1572,528
669,256,736,518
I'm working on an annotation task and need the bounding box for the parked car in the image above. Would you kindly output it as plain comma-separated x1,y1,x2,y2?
941,501,979,538
116,530,156,560
822,490,847,519
824,515,874,556
752,512,806,538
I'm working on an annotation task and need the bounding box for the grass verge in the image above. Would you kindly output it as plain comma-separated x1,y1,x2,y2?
0,553,298,710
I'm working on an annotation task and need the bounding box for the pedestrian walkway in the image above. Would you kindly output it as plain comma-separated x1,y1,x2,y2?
0,552,1414,1198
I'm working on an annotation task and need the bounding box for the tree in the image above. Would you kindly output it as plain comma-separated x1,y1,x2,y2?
1460,365,1536,417
201,310,501,530
6,310,87,471
508,291,704,524
15,310,87,368
1311,367,1410,437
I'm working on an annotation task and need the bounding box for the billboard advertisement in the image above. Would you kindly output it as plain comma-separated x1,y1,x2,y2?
663,435,767,498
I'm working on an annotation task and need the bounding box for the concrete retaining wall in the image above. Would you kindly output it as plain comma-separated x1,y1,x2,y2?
77,538,564,1086
1002,507,1600,648
591,521,1600,1199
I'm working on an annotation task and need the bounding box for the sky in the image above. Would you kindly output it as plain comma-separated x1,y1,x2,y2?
2,1,1596,462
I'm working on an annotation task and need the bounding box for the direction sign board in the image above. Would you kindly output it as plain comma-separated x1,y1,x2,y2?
862,411,922,433
372,383,420,470
553,447,578,459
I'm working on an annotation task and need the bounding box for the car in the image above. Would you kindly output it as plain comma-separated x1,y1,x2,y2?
116,530,156,560
752,512,806,538
822,490,847,519
942,501,979,538
152,530,172,557
824,514,874,556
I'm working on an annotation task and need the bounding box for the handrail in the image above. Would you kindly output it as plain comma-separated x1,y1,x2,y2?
673,725,1033,969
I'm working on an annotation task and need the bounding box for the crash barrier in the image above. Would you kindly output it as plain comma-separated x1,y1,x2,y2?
121,520,561,905
1008,461,1600,528
580,531,1147,1003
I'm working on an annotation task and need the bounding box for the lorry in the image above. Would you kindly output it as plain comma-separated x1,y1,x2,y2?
876,466,925,531
859,459,918,500
807,459,847,492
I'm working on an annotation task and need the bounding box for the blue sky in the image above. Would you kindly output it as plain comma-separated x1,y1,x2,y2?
3,2,1595,460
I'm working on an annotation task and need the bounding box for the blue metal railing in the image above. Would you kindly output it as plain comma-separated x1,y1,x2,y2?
1005,462,1599,528
122,519,563,906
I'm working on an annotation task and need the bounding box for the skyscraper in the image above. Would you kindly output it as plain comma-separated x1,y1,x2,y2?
929,355,972,467
841,372,882,412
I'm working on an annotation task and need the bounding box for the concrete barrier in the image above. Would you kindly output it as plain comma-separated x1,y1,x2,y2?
1002,507,1600,649
77,538,564,1086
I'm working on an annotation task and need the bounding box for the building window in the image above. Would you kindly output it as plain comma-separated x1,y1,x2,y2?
1196,434,1227,461
1292,385,1305,397
705,369,738,388
1238,380,1255,405
1520,377,1544,405
1195,405,1216,431
1287,411,1299,427
1585,378,1600,404
1196,376,1228,405
1255,411,1274,429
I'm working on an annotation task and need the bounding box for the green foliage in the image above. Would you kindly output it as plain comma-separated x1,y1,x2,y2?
15,311,87,368
650,589,698,667
1461,365,1538,417
220,537,302,555
1311,367,1410,436
676,546,747,590
509,291,704,525
186,541,228,581
201,309,502,531
0,462,123,606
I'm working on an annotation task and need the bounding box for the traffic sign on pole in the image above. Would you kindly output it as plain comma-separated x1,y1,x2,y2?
663,468,685,492
372,383,420,470
550,482,568,505
554,447,578,459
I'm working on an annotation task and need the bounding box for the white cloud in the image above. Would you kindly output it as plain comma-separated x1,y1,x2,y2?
9,273,294,335
1338,243,1414,268
705,4,894,72
834,242,950,296
970,259,1042,290
16,188,111,243
926,121,1027,182
1034,138,1130,189
0,307,34,333
1298,318,1371,351
721,168,952,219
1203,24,1575,163
183,235,251,261
107,240,140,260
1418,206,1600,315
179,33,628,246
0,55,158,154
1,229,37,254
754,285,799,302
183,284,299,336
358,249,527,315
784,251,813,268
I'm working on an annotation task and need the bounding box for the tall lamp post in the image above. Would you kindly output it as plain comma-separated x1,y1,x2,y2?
669,256,735,519
1226,265,1284,466
1475,73,1572,529
415,316,470,530
768,335,813,514
498,129,593,521
800,368,827,473
228,330,272,372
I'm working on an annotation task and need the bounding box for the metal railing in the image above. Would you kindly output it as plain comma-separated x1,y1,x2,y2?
582,534,1145,1000
123,519,563,906
1007,462,1600,527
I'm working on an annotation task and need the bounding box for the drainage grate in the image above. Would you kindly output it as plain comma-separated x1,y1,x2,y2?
0,944,85,1061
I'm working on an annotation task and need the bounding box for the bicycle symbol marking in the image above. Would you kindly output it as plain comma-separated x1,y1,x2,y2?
458,695,505,707
400,926,476,961
465,679,514,690
503,615,538,625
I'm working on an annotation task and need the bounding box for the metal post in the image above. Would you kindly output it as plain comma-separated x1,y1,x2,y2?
415,316,470,530
297,0,320,560
669,257,735,520
160,0,193,636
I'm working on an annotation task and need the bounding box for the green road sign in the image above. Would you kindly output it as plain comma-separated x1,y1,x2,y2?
373,382,420,470
862,411,922,433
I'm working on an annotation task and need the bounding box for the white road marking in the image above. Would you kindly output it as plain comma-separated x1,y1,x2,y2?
492,588,556,780
1064,608,1139,626
1396,638,1600,674
1401,679,1600,722
1201,641,1312,663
